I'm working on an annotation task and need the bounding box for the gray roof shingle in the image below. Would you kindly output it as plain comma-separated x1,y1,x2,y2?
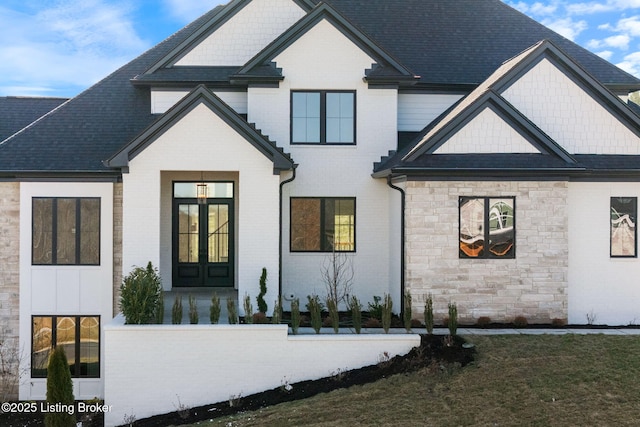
0,97,67,141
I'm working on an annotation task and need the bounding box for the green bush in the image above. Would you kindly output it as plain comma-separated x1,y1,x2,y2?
368,296,383,320
243,293,254,324
326,296,339,333
272,297,282,324
210,293,221,324
257,268,268,314
155,290,164,324
45,346,75,427
120,262,162,324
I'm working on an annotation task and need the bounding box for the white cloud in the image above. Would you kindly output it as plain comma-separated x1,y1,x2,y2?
587,34,631,49
567,0,640,14
596,50,615,60
0,1,150,96
616,51,640,74
541,17,588,40
506,1,558,15
162,0,226,23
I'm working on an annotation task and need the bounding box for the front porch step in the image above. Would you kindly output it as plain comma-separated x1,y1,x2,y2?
163,288,238,325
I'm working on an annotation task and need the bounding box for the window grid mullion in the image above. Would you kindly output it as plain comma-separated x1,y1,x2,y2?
320,91,326,144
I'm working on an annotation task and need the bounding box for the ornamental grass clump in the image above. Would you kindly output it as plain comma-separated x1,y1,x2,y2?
307,294,323,334
188,294,198,324
381,293,393,333
403,291,412,333
243,293,254,324
424,293,434,335
227,299,238,324
349,295,362,334
326,296,339,333
172,295,183,325
210,293,221,324
290,298,301,334
120,261,162,325
448,302,458,336
272,297,282,324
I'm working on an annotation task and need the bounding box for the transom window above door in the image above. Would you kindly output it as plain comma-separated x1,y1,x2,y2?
291,91,356,144
173,182,233,198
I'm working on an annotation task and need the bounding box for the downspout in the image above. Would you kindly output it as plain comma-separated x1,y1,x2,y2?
387,175,406,318
279,166,297,299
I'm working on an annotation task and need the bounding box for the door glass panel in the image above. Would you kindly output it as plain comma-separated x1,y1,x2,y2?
178,204,199,263
208,204,229,263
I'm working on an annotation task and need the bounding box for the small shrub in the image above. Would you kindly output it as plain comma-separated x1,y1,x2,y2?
45,346,75,427
381,293,393,333
227,299,238,324
424,293,434,335
210,293,221,324
368,296,382,320
252,312,268,324
349,295,362,334
447,302,458,336
243,293,254,324
513,315,528,328
326,296,339,333
307,294,323,334
257,268,268,314
476,316,492,327
290,298,300,334
120,262,162,325
272,297,282,324
171,295,183,325
403,291,412,332
188,294,198,324
551,317,567,327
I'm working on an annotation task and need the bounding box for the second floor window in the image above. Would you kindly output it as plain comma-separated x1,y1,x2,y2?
291,91,355,144
32,197,100,265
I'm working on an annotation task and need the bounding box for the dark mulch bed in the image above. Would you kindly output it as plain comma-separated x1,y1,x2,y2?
0,334,474,427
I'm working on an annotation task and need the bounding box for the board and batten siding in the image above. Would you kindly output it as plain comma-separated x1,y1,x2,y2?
397,93,463,132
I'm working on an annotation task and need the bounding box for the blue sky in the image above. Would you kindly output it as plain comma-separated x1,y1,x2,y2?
2,0,640,98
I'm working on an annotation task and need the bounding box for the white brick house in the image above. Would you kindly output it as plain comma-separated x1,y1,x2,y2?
1,0,640,403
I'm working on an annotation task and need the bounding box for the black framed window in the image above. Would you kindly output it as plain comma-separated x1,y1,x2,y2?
32,198,100,265
459,197,515,259
291,197,355,252
611,197,637,257
31,315,100,378
291,91,355,144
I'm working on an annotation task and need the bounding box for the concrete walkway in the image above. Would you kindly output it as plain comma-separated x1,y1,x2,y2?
454,327,640,335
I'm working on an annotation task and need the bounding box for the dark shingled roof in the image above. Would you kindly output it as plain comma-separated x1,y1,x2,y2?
1,0,639,175
0,97,67,141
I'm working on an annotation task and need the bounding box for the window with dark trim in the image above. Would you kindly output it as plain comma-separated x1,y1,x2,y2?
459,197,515,259
611,197,637,257
290,197,355,252
31,315,100,378
32,198,100,265
291,91,355,144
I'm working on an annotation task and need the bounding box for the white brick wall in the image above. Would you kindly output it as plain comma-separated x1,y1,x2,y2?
568,182,640,325
123,103,281,310
246,18,402,309
176,0,306,66
503,58,640,154
104,317,419,426
405,180,569,324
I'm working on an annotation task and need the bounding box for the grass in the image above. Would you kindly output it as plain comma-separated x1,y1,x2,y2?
178,334,640,426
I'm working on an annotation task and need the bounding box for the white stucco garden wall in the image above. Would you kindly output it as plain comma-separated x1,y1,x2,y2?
568,182,640,325
247,18,401,310
103,316,420,426
19,182,114,400
121,102,281,310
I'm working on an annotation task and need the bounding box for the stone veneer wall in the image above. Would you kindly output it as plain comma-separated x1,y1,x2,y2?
112,183,123,316
0,182,20,400
405,180,568,324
